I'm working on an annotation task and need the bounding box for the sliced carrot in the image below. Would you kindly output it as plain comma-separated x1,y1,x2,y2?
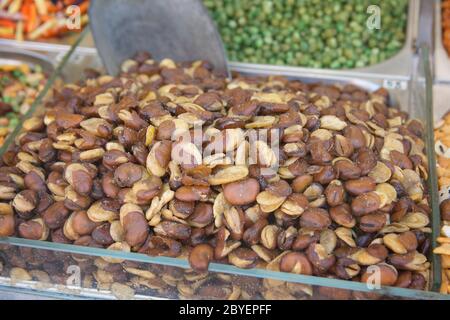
0,19,15,28
26,3,38,33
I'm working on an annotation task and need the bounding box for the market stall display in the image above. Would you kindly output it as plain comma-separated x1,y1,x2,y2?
0,63,47,146
203,0,408,69
0,0,88,41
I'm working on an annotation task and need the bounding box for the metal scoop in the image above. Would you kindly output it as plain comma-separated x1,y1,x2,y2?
89,0,229,76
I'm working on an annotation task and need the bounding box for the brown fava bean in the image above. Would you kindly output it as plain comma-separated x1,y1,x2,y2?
228,247,259,269
344,177,376,196
189,244,214,271
266,180,292,198
292,175,313,193
439,199,450,221
71,210,98,236
24,171,46,192
0,214,14,237
102,172,120,198
344,125,366,149
243,218,268,245
223,178,260,206
306,243,336,272
92,223,114,246
351,192,381,216
175,186,210,202
390,150,413,170
188,203,214,228
122,211,149,247
359,212,387,233
114,163,143,188
313,165,336,185
360,263,398,286
334,135,354,158
325,181,345,207
280,252,313,275
154,220,191,241
330,204,356,228
292,231,320,251
355,148,377,175
398,231,418,252
71,170,93,196
18,219,47,240
42,202,70,229
334,160,361,180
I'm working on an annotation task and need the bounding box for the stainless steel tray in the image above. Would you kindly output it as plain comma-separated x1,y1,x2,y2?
0,39,442,300
0,48,55,75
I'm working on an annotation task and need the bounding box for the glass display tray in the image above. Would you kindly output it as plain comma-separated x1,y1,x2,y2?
0,29,447,300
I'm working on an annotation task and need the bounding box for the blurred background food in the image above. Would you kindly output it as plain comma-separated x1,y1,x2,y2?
0,0,88,41
0,63,47,146
204,0,408,69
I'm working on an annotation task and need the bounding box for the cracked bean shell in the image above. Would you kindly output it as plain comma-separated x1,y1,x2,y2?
360,263,398,286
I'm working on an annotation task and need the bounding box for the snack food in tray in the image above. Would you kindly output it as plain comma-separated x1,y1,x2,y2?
0,52,432,298
0,0,88,41
0,63,47,146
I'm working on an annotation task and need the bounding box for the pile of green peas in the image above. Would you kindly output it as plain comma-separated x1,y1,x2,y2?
203,0,408,69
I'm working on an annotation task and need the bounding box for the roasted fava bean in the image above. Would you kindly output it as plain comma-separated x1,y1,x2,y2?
300,208,331,231
120,204,149,247
330,204,355,228
344,177,376,196
351,192,381,216
18,218,48,240
324,180,345,207
280,252,313,275
0,211,14,237
42,201,70,229
189,244,214,271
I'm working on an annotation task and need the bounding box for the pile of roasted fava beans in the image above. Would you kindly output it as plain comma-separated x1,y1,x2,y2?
0,52,431,295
